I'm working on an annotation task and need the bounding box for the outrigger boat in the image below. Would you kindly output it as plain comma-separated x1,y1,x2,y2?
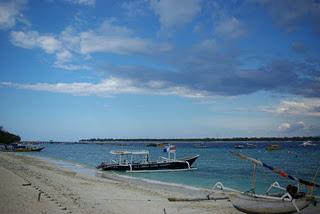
97,145,199,172
210,152,318,214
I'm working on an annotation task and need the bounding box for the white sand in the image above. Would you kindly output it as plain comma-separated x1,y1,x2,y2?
0,152,240,214
0,152,319,214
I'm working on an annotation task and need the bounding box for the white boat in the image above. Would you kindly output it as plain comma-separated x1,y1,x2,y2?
227,185,311,214
209,153,318,214
300,141,317,147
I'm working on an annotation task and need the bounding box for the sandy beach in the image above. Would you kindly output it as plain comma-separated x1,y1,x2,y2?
0,152,241,214
1,152,319,214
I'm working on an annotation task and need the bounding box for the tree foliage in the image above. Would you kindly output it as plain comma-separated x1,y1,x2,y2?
0,127,21,144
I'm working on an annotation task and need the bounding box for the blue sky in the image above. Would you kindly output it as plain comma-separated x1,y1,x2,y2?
0,0,320,141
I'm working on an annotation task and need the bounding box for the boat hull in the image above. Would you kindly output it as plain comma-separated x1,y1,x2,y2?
228,192,311,214
1,147,44,152
97,155,199,171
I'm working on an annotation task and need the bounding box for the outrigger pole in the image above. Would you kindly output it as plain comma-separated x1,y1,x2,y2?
232,152,320,190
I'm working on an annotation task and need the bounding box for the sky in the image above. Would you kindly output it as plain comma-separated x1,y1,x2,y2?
0,0,320,141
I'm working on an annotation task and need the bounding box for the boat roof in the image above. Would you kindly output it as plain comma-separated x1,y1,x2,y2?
110,150,149,155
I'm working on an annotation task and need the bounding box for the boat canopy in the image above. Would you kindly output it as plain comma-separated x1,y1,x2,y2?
110,150,149,155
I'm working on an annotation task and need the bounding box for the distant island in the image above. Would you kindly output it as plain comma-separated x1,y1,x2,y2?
79,136,320,143
0,127,21,144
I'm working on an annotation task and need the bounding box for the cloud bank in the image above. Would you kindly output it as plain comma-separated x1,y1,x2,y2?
1,77,208,98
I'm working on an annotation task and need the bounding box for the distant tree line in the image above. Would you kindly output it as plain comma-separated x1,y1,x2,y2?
79,136,320,142
0,126,21,144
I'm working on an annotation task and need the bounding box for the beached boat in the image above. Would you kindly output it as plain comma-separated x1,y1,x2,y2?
227,187,311,214
266,144,281,151
234,143,256,149
97,145,199,172
0,143,44,152
210,152,318,214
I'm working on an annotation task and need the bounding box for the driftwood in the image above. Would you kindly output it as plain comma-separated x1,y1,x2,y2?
168,196,228,202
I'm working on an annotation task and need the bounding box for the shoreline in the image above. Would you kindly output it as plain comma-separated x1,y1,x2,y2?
0,152,240,214
21,154,210,194
1,152,319,214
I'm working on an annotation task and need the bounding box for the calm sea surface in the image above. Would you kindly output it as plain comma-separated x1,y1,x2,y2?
20,141,320,194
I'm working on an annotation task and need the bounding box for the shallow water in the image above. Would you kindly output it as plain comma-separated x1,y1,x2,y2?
21,141,320,194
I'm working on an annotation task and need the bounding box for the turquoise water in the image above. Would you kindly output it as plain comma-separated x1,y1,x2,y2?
21,141,320,194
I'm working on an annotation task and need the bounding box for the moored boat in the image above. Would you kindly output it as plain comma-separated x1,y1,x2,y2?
299,141,317,147
234,143,256,149
266,144,281,151
0,143,44,152
97,145,199,172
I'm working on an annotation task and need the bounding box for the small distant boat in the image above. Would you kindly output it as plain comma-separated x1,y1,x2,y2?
266,144,281,151
0,143,44,152
234,143,256,149
193,143,209,148
210,152,318,214
97,145,199,172
300,141,317,147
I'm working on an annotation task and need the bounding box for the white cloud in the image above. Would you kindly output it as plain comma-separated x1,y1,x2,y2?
59,27,81,52
37,35,61,53
65,0,95,6
56,49,72,62
10,31,61,53
78,20,172,54
278,122,291,131
0,77,208,98
9,20,173,71
53,61,90,71
215,16,246,39
278,121,307,133
149,0,201,33
0,0,27,29
262,98,320,117
10,30,91,71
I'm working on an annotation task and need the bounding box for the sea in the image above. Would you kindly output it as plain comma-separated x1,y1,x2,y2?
19,141,320,195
